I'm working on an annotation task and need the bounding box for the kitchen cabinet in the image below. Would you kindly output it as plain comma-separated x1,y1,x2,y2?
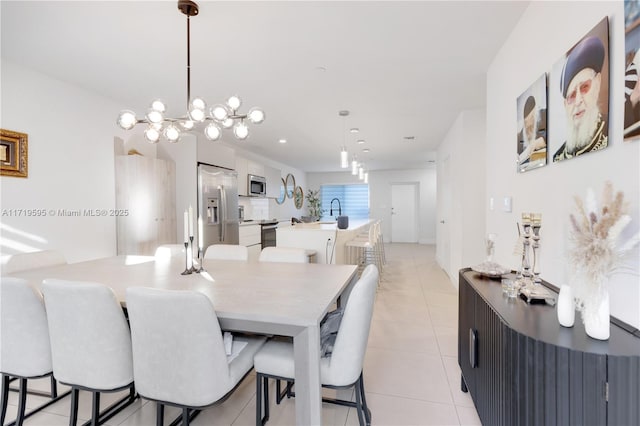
458,269,640,426
236,156,281,199
239,224,261,262
247,160,264,177
264,165,282,198
115,155,176,255
236,157,248,196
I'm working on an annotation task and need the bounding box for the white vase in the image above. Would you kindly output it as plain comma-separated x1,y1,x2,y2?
583,289,610,340
557,285,575,327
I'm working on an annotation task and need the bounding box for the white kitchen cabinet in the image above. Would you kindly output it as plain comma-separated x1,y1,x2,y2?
239,224,261,262
115,155,176,255
236,156,248,196
264,165,282,198
247,160,264,178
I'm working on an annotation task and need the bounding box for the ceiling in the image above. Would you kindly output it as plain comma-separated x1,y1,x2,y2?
1,1,529,173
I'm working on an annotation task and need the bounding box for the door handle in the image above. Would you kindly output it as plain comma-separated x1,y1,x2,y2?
219,185,226,242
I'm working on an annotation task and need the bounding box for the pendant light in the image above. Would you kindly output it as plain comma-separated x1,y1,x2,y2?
339,110,349,168
116,1,265,143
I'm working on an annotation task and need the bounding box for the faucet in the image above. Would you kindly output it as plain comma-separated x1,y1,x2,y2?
329,198,342,218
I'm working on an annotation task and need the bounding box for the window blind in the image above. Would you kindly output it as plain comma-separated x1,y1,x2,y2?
320,184,369,219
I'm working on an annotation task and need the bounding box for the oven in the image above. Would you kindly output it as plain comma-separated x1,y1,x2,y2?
261,222,277,249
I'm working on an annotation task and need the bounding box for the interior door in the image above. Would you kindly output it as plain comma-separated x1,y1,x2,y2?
437,155,451,277
391,183,418,243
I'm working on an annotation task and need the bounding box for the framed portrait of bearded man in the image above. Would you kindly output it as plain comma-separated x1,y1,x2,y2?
623,0,640,140
549,17,609,163
516,74,548,173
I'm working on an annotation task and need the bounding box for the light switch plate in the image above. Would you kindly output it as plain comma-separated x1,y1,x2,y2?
489,197,495,211
503,196,512,212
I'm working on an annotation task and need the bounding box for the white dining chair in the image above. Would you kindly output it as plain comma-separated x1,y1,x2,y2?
0,277,70,426
126,287,267,425
258,247,308,263
2,250,66,275
254,264,379,426
41,279,137,426
204,244,249,261
154,244,185,258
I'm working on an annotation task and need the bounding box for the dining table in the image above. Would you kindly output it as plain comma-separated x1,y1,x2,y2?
7,254,359,425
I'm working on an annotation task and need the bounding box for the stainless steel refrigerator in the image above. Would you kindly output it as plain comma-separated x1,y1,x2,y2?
198,163,239,248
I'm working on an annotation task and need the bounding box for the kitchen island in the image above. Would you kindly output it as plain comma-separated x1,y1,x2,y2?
276,219,374,264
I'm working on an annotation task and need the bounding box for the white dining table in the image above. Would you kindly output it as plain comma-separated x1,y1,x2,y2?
8,255,358,425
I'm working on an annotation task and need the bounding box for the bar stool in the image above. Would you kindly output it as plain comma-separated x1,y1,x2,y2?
345,223,383,278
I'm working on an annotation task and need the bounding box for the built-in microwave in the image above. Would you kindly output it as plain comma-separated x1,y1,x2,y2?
248,174,266,197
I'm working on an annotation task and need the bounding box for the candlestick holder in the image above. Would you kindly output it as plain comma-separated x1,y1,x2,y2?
194,248,204,273
531,213,542,285
188,236,196,273
520,214,532,285
180,241,192,275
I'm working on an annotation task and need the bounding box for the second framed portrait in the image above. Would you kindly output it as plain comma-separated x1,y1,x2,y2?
516,74,548,173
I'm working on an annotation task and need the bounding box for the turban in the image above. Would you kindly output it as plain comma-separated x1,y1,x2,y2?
560,36,605,97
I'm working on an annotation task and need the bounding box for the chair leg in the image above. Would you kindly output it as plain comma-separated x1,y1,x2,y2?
354,378,365,426
16,378,28,426
182,407,190,425
91,391,100,426
156,403,164,426
256,374,270,426
357,373,371,425
50,375,58,398
1,375,10,426
69,388,80,426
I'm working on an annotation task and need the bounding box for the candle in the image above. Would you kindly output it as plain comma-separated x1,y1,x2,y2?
183,210,189,243
198,217,204,251
188,205,194,237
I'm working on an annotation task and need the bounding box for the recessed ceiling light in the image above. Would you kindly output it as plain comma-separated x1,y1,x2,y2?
403,136,415,140
357,139,365,144
278,139,287,144
315,66,327,72
350,128,359,133
362,148,370,153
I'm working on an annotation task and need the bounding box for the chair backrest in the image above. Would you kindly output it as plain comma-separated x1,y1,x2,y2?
325,264,379,386
204,244,249,261
2,250,66,274
41,279,133,390
258,247,308,263
126,287,232,407
0,277,53,377
154,244,185,258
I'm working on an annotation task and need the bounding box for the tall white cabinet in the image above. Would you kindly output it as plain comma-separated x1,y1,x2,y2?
115,155,177,255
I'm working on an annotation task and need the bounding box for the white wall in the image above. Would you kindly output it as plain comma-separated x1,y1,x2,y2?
307,167,436,244
0,60,124,263
0,59,306,264
486,2,640,328
436,109,487,283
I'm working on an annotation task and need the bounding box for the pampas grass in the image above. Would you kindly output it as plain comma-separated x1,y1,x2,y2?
568,181,640,316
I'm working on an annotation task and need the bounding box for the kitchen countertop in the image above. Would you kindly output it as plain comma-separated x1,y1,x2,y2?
239,219,279,226
287,219,372,232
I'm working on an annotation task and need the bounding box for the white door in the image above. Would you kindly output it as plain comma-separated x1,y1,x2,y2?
391,183,418,243
437,155,451,277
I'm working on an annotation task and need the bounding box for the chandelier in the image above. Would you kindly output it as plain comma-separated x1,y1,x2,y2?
116,0,265,143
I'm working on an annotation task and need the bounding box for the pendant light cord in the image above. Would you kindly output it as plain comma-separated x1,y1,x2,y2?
186,14,191,108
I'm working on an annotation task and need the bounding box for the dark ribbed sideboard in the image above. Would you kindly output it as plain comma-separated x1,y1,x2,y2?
458,268,640,426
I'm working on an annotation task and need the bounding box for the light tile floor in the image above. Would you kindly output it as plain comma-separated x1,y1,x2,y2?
3,243,481,425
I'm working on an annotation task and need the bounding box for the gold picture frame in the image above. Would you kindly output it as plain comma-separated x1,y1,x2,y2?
1,128,28,178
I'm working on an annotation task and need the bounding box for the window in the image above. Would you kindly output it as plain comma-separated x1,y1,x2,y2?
320,184,369,219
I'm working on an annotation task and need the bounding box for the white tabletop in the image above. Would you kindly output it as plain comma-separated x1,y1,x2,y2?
8,255,358,425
